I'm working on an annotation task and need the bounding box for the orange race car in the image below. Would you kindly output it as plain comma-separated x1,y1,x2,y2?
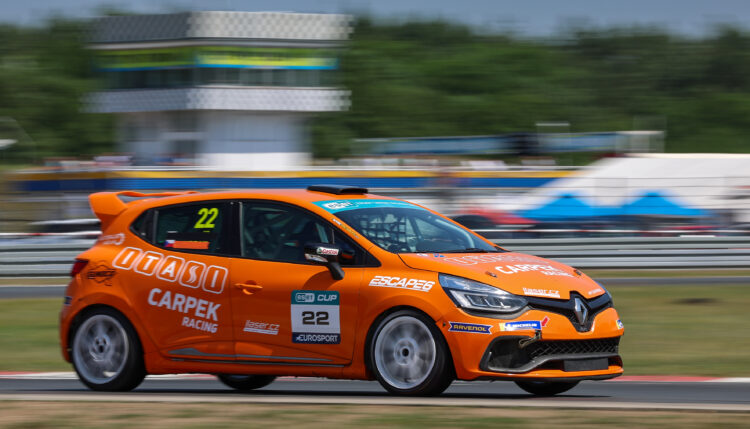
60,185,624,396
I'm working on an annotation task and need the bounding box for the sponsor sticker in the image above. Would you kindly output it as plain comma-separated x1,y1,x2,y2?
522,288,561,299
85,261,116,286
497,264,573,277
368,275,434,292
617,319,624,330
448,322,492,334
588,287,604,296
97,233,125,245
499,318,548,332
147,288,220,334
316,246,339,256
172,240,210,250
243,320,280,335
291,290,341,344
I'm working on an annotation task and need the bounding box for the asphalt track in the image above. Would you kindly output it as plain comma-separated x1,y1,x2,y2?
0,376,749,411
2,276,749,299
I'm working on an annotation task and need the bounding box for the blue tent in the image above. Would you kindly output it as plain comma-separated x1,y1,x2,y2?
620,191,708,217
521,194,609,220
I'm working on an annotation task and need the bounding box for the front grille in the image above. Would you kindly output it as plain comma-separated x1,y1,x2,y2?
526,338,619,360
482,336,620,373
526,292,612,332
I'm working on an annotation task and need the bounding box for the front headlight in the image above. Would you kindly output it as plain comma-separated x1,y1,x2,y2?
439,273,527,314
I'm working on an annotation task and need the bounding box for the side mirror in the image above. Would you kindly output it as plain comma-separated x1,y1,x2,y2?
304,243,345,280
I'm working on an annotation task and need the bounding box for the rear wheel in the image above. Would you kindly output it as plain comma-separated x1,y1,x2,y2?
369,310,453,396
514,380,580,396
71,308,145,391
217,374,276,391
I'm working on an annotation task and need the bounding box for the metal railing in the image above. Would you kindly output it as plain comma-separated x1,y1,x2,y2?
1,234,750,278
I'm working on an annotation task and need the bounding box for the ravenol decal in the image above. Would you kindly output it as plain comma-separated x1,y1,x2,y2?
314,199,426,213
500,317,549,332
448,322,492,334
291,290,340,344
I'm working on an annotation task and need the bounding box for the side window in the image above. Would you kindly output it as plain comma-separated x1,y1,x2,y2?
241,202,362,265
154,202,229,255
131,209,154,241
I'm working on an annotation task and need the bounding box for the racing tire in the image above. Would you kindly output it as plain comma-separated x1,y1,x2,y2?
514,380,580,396
71,308,146,392
216,374,277,391
369,309,454,396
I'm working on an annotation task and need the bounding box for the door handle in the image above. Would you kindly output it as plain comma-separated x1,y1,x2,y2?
234,283,263,295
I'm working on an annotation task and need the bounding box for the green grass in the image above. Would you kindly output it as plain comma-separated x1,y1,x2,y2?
0,298,64,371
610,283,750,376
1,284,750,375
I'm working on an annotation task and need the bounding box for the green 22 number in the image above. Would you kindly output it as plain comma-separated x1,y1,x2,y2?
194,207,219,229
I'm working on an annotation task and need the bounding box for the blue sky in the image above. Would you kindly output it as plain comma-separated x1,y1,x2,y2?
5,0,750,35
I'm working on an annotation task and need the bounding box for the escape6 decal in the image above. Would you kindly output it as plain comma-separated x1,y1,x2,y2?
112,246,227,294
291,290,341,344
369,276,434,292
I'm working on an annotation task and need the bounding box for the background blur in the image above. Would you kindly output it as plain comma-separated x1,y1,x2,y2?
0,2,749,248
1,1,750,387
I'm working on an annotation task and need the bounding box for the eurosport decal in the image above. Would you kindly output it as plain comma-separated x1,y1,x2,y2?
291,290,341,344
313,199,426,214
499,317,549,332
448,322,492,334
368,276,435,292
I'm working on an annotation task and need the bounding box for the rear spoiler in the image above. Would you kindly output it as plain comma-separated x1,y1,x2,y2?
89,191,198,230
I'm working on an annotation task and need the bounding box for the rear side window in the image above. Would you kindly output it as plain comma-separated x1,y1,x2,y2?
153,202,230,255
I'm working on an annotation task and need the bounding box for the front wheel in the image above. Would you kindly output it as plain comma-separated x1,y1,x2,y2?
369,310,453,396
217,374,276,391
514,380,580,396
71,308,146,391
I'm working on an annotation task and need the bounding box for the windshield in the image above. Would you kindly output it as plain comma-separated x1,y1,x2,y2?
331,206,501,254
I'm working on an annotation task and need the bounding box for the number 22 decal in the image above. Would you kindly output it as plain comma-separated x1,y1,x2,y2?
194,207,218,229
301,311,329,325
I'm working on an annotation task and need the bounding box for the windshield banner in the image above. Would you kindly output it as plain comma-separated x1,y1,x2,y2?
313,199,426,213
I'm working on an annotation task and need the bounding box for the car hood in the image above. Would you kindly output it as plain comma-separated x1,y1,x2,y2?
398,252,606,300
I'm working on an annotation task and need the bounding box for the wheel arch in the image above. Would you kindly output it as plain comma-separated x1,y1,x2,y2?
362,305,455,380
63,298,153,363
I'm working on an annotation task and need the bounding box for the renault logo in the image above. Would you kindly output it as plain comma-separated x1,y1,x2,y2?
573,298,589,325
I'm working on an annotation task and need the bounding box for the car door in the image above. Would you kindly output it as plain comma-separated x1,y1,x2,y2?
123,200,237,359
229,201,365,365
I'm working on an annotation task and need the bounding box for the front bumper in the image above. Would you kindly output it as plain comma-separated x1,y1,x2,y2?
439,306,624,381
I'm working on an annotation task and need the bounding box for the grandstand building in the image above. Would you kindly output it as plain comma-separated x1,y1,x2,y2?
88,12,351,170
